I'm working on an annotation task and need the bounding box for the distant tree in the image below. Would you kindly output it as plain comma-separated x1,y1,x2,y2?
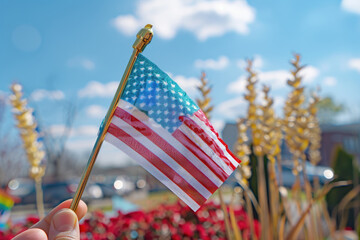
55,149,86,179
316,96,345,124
326,147,360,228
29,90,82,181
39,101,78,180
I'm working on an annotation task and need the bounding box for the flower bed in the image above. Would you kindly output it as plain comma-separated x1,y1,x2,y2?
1,201,260,239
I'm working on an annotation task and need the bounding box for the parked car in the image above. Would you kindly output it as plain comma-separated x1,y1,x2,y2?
97,176,137,198
279,161,334,187
6,178,103,207
225,160,334,188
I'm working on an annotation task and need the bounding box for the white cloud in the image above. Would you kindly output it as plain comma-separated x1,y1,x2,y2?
273,96,285,110
259,65,318,86
65,137,134,166
46,124,99,138
85,105,107,119
349,58,360,72
341,0,360,14
65,138,95,152
227,65,319,93
258,70,291,88
300,66,319,84
112,0,255,41
216,97,247,120
46,124,69,137
195,56,229,70
31,89,65,101
78,81,118,98
97,143,134,167
82,60,95,70
68,57,95,70
237,55,264,70
323,76,337,87
170,74,200,98
112,15,140,36
227,76,247,93
273,96,286,117
74,125,99,137
47,125,132,166
228,70,291,94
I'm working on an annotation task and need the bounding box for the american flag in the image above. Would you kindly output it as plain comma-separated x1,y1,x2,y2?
105,54,240,211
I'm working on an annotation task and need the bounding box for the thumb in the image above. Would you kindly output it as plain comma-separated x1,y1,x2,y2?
49,209,80,240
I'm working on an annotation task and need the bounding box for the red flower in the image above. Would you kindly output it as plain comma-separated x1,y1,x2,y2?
180,222,195,237
124,210,146,222
25,216,39,225
4,199,262,239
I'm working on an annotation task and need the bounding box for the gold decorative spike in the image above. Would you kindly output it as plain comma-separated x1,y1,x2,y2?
283,54,310,176
9,83,46,218
196,72,213,119
243,59,272,239
243,59,263,155
259,85,283,238
308,92,321,165
260,85,281,163
235,118,251,185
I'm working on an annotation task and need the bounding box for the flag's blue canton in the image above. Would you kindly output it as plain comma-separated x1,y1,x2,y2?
121,54,199,133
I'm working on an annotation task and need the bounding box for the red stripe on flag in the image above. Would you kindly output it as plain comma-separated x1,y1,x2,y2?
107,123,206,205
114,107,218,193
179,115,237,171
194,110,241,164
173,129,229,182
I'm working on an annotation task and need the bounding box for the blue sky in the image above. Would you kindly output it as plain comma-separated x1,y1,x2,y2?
1,0,360,166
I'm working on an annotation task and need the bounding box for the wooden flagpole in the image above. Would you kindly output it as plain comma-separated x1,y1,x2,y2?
70,24,153,211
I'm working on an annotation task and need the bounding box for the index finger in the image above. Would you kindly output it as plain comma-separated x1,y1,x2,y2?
31,199,87,234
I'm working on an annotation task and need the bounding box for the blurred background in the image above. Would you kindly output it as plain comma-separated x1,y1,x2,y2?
0,0,360,238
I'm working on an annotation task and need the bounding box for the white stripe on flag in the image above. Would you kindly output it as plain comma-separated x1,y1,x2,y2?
193,114,239,168
178,124,233,176
105,133,200,211
117,100,223,186
111,115,212,199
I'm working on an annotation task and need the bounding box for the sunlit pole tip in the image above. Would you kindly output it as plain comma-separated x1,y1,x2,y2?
145,24,153,29
133,24,153,53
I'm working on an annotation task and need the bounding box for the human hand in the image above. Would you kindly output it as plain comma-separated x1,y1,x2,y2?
13,199,87,240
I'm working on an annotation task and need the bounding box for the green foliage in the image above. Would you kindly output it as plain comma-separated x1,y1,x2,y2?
316,96,345,124
333,147,355,178
357,214,360,238
326,147,360,227
248,146,258,201
248,144,270,207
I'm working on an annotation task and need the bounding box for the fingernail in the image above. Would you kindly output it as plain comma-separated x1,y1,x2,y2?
53,209,77,232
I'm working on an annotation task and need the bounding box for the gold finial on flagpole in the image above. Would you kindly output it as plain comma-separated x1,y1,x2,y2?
70,24,153,211
133,24,153,52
